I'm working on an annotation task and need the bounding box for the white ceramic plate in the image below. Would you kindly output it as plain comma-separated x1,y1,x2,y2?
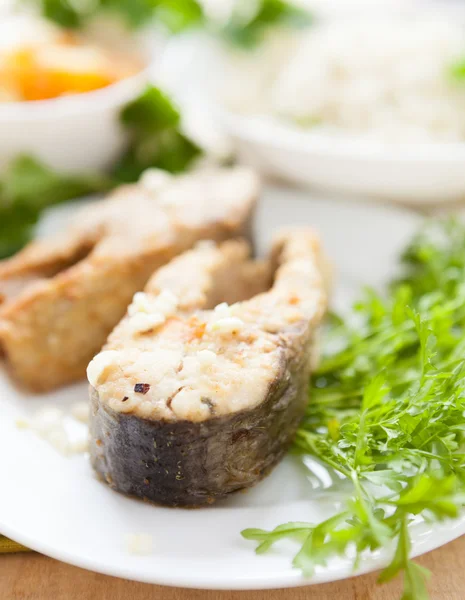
0,186,463,590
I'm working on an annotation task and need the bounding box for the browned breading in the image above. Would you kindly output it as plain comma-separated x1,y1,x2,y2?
0,167,259,391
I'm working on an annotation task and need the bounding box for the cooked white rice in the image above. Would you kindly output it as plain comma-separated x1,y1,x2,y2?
125,534,153,556
270,17,465,142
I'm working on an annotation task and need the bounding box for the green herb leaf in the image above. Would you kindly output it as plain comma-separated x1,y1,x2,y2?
154,0,204,34
3,155,112,210
222,0,312,48
448,59,465,81
114,85,201,182
120,86,181,132
242,522,314,554
38,0,84,28
379,518,430,600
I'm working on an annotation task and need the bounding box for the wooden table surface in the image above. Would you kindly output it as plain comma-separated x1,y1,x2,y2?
1,535,463,600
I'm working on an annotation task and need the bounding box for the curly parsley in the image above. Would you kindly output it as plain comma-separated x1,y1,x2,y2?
243,219,465,600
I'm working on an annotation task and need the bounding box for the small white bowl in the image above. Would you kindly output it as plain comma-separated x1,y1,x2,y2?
0,73,152,174
0,15,155,174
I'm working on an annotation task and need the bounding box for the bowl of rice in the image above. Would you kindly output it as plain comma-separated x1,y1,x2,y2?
204,8,465,204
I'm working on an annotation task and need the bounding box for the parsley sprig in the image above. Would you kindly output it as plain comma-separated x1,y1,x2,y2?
243,220,465,599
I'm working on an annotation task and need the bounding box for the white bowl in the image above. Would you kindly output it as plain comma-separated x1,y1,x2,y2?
0,73,152,174
183,25,465,206
217,113,465,205
0,15,155,174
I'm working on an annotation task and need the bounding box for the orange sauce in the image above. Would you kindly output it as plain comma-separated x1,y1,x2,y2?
0,33,142,102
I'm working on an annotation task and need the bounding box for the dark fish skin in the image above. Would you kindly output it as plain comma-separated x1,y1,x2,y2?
89,322,313,507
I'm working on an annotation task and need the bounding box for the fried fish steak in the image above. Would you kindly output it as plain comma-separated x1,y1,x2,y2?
89,228,327,506
0,167,259,391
